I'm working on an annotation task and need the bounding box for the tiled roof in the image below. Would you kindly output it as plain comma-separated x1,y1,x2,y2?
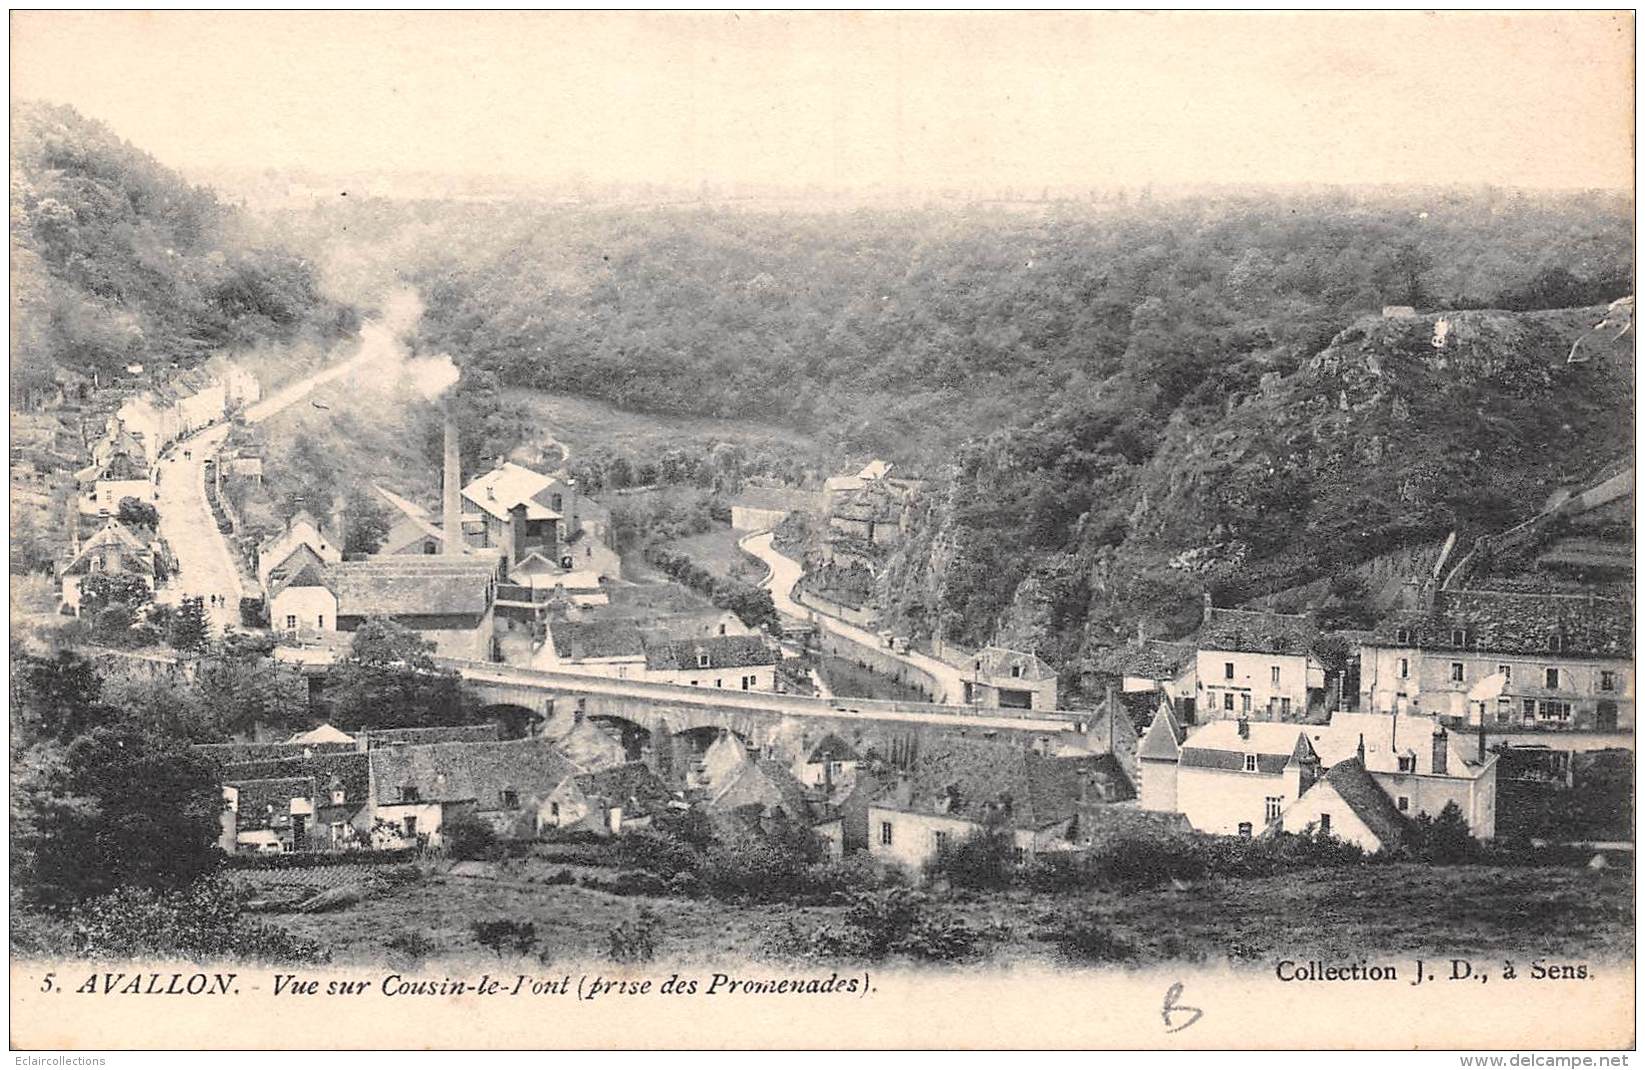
369,740,581,809
361,724,501,748
832,479,906,523
1373,590,1631,659
1087,639,1197,681
568,762,673,818
1305,713,1488,780
889,737,1119,831
644,634,775,672
462,463,566,522
333,558,496,618
227,777,315,831
60,519,152,577
375,485,445,544
1178,721,1318,774
267,544,335,600
1194,606,1324,659
968,645,1057,682
711,758,816,820
1308,757,1410,849
219,752,369,807
195,741,358,764
732,485,825,513
549,621,647,660
1137,702,1187,761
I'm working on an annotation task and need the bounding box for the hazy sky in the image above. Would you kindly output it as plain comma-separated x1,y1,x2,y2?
11,11,1636,191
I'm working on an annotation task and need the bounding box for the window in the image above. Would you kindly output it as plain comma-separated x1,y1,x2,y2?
551,494,563,512
1538,700,1572,723
1548,634,1565,652
401,786,421,803
1012,846,1027,866
1011,664,1023,678
1270,666,1281,686
1223,693,1235,712
1241,693,1251,714
1545,668,1560,690
1522,698,1537,721
317,615,325,629
1451,628,1467,646
1243,754,1257,773
1264,796,1282,822
404,816,418,837
1498,664,1512,683
741,675,752,691
697,653,711,669
500,790,519,809
1237,822,1253,839
1397,796,1410,812
1280,698,1292,717
879,821,893,846
1224,662,1235,680
1600,671,1617,692
718,623,727,636
933,831,952,854
330,788,345,805
1318,813,1331,834
1450,662,1465,683
1496,698,1513,724
1395,628,1411,644
423,540,436,554
285,614,297,630
715,679,722,688
1397,755,1415,773
1398,658,1410,679
549,802,560,820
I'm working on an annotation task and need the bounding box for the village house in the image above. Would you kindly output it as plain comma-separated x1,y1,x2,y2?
373,484,450,557
1360,589,1632,732
368,739,581,846
539,762,673,836
266,543,337,636
642,634,778,691
58,518,159,615
1157,719,1324,838
827,478,910,547
1193,597,1342,722
1135,701,1190,813
542,714,630,771
217,751,372,852
220,776,316,853
823,459,896,505
461,461,584,568
1303,712,1497,838
728,484,826,533
1086,637,1198,711
867,737,1128,873
331,557,500,660
793,732,862,798
536,621,649,679
961,646,1059,710
256,511,342,589
76,417,154,516
1276,754,1411,853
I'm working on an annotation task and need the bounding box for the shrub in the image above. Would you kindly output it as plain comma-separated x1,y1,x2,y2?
540,867,577,887
1409,802,1480,864
71,878,329,964
805,888,985,962
925,822,1015,891
616,830,703,879
1084,829,1208,889
385,929,438,968
578,870,672,897
444,813,501,862
1023,852,1088,893
1049,910,1139,964
471,920,539,959
607,908,661,963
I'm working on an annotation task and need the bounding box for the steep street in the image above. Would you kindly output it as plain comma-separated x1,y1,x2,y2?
740,530,968,704
152,329,383,636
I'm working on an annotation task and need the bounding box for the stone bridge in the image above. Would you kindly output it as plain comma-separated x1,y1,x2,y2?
440,658,1088,775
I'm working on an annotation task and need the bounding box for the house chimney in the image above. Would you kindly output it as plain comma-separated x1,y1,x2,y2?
1355,733,1366,764
1237,716,1250,740
442,406,463,556
1203,591,1215,625
1431,727,1449,777
1477,721,1487,764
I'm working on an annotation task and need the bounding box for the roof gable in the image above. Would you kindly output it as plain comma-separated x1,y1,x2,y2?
644,634,775,671
1308,757,1410,848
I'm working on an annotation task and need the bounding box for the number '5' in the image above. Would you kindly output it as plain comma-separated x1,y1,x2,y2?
40,973,56,993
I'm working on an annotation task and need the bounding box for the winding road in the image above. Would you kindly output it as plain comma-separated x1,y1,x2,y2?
739,530,968,704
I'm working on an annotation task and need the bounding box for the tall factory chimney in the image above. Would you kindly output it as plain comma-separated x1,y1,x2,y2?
442,405,463,556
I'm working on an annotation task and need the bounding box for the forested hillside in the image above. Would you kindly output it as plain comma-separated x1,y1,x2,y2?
9,102,352,399
401,191,1630,460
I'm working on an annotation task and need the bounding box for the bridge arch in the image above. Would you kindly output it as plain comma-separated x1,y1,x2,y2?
478,702,542,739
588,713,654,763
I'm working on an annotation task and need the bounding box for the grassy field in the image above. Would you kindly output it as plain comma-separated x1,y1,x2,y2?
239,859,1634,970
660,524,765,585
512,388,824,465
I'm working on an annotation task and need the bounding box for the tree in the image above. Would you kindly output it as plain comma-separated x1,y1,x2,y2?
14,722,222,910
79,571,153,618
1410,801,1479,864
116,497,160,531
12,649,109,744
196,653,310,737
167,595,210,652
443,812,501,861
343,489,391,557
324,617,468,729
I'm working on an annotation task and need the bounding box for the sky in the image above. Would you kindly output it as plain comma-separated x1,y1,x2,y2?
10,11,1636,193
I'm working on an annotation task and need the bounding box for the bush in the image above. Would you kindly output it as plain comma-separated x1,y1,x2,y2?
385,929,438,968
578,870,672,897
1408,802,1481,864
804,888,985,962
607,907,661,963
925,822,1016,891
1084,829,1208,889
71,878,329,964
471,920,538,959
1048,910,1139,964
444,813,501,862
616,829,703,879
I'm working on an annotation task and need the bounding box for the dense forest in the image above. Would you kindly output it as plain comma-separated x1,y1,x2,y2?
9,102,353,399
